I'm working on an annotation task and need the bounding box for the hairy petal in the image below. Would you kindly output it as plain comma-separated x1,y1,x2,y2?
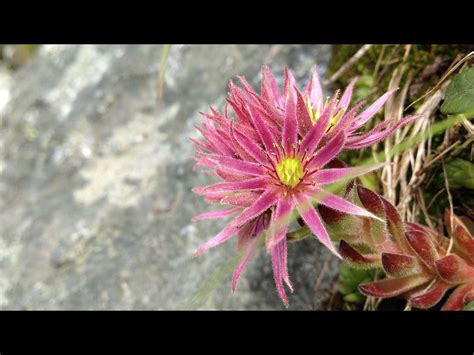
271,242,289,307
192,208,239,221
353,89,398,127
248,106,277,158
261,65,283,107
295,86,313,136
345,116,417,149
232,235,260,293
231,189,279,227
282,84,298,154
337,77,357,114
312,163,385,185
299,98,334,156
279,238,293,291
283,67,296,99
221,192,260,207
192,177,269,195
266,196,293,250
194,224,239,256
215,155,265,176
306,188,383,222
309,131,346,169
231,127,268,164
304,65,323,110
293,193,340,257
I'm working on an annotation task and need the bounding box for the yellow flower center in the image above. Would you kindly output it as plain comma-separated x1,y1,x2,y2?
304,97,344,132
276,157,304,188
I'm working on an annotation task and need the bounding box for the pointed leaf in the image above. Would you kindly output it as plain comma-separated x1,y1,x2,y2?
359,274,430,298
442,284,474,311
436,254,474,284
409,280,451,309
382,252,421,277
339,240,381,268
405,229,440,270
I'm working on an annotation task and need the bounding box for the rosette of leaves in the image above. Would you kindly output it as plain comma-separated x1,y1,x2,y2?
319,184,474,310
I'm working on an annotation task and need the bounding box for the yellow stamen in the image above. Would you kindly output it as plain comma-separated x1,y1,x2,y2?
304,95,345,132
276,157,304,188
327,107,344,132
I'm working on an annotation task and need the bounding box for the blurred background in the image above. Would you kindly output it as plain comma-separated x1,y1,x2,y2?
0,45,341,310
1,45,473,310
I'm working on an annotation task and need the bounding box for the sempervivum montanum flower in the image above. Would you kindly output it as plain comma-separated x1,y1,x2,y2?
192,65,414,307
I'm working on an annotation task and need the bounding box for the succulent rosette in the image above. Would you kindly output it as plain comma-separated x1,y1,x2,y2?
321,185,474,311
192,65,414,306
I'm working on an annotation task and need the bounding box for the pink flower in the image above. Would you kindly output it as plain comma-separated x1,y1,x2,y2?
192,65,411,307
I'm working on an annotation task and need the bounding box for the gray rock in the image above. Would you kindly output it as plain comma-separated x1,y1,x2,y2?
0,45,339,310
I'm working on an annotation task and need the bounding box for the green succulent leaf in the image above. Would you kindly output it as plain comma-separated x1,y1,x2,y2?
344,292,366,303
338,264,375,303
464,301,474,311
441,68,474,117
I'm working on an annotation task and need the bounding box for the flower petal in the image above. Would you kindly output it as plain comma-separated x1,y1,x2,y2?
337,77,357,114
266,196,293,250
248,106,277,157
312,163,385,185
279,238,293,292
192,208,239,221
232,235,260,293
283,67,296,99
306,188,383,222
194,224,239,256
345,115,417,149
215,155,265,176
271,242,289,307
304,65,323,111
353,88,398,127
193,177,268,195
261,65,283,107
295,86,313,136
221,192,260,207
282,84,298,154
299,98,334,157
231,126,268,164
309,130,346,169
231,189,279,227
293,193,340,257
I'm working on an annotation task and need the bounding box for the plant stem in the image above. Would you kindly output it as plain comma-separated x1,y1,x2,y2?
286,226,311,242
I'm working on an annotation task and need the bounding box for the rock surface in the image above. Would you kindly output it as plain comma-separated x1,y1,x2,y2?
0,45,340,310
